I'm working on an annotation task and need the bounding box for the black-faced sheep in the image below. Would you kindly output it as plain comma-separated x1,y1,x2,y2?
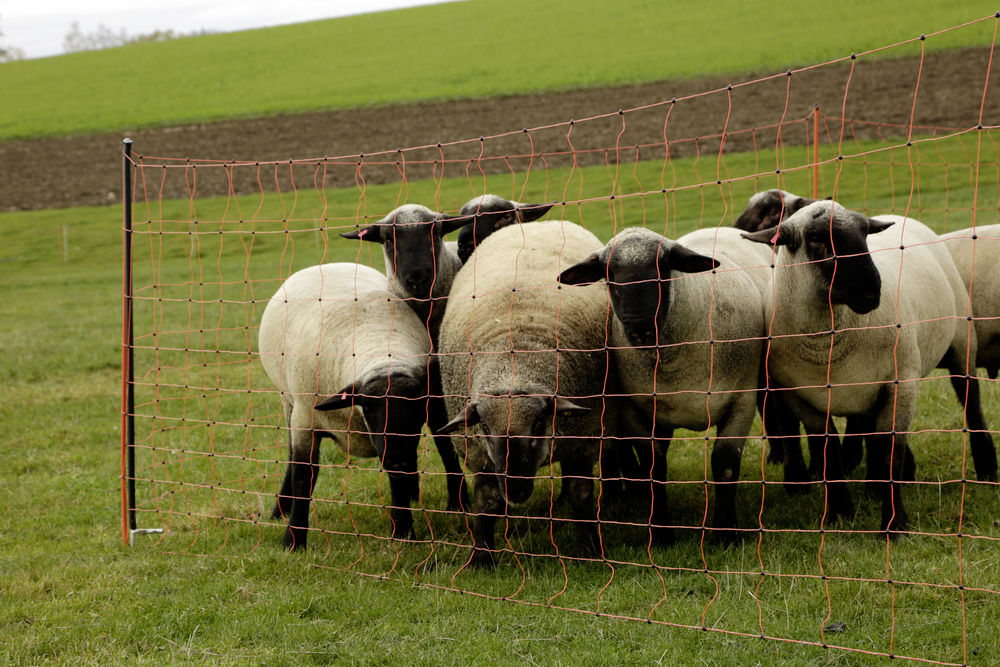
559,226,774,544
258,262,435,550
742,201,996,535
733,189,825,232
455,195,554,263
436,220,612,568
340,204,470,511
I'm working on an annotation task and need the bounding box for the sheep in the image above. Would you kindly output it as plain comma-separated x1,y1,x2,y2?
940,224,1000,379
340,204,468,340
436,220,613,568
455,195,554,263
340,204,470,511
258,262,436,550
734,189,825,232
742,200,996,535
559,225,775,544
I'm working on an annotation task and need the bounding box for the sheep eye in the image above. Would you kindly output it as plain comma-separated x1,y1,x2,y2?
532,415,548,435
807,239,829,258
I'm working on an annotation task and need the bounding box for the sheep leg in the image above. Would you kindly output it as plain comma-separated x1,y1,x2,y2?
867,432,910,536
468,471,505,569
840,415,869,476
379,441,418,540
596,443,627,505
640,427,673,547
758,386,791,465
427,391,471,510
803,424,853,523
780,393,853,522
283,423,322,551
870,384,920,537
760,389,809,493
710,402,756,542
560,454,600,558
945,367,998,482
271,398,296,520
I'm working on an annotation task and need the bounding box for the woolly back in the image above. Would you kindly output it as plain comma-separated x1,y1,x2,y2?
439,220,611,398
258,262,431,398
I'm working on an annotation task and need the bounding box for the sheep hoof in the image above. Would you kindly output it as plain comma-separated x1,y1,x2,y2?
270,500,289,520
283,527,307,551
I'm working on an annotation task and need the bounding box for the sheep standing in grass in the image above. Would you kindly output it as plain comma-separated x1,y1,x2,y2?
436,220,612,569
742,201,996,535
941,224,1000,379
559,226,774,544
340,204,471,510
455,195,554,263
259,263,434,550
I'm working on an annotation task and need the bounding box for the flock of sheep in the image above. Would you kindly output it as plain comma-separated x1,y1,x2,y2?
257,190,998,568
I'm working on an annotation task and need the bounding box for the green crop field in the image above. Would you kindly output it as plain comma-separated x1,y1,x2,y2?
4,119,1000,663
0,0,998,140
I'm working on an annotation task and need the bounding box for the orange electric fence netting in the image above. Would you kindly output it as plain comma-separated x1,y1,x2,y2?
121,16,1000,664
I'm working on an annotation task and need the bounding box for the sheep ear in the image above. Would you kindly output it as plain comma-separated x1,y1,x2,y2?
867,218,894,235
558,254,607,285
663,244,719,274
340,224,382,243
315,383,361,411
553,397,590,417
438,214,475,235
437,402,480,435
517,202,555,223
742,226,790,247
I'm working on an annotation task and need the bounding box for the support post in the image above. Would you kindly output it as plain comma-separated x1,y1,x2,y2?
121,138,135,545
811,106,820,199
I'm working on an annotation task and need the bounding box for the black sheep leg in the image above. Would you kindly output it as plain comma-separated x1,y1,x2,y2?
947,370,998,482
283,429,321,551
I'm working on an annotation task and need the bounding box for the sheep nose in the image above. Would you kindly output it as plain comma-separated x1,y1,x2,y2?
849,292,881,315
404,273,433,296
623,325,657,348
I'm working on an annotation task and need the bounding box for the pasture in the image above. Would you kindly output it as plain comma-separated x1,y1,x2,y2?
3,2,1000,663
0,0,998,140
4,125,1000,662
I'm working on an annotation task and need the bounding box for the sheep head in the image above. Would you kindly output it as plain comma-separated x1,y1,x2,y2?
437,394,589,506
742,201,894,314
340,204,468,299
454,194,555,263
558,227,718,347
734,189,825,232
316,368,429,493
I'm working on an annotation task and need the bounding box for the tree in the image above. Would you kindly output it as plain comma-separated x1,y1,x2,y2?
62,21,214,54
0,15,26,62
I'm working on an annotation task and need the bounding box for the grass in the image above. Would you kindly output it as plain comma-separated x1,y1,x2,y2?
3,126,1000,663
1,0,998,140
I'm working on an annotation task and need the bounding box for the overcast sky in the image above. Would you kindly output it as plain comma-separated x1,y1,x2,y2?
1,0,451,59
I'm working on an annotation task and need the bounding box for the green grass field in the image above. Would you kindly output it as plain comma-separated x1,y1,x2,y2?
4,2,1000,663
1,0,998,140
3,120,999,663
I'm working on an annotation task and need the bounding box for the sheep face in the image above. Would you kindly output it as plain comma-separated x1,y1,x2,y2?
742,202,894,314
558,229,718,347
734,189,823,232
455,195,555,263
316,369,429,496
340,204,468,299
440,394,589,505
